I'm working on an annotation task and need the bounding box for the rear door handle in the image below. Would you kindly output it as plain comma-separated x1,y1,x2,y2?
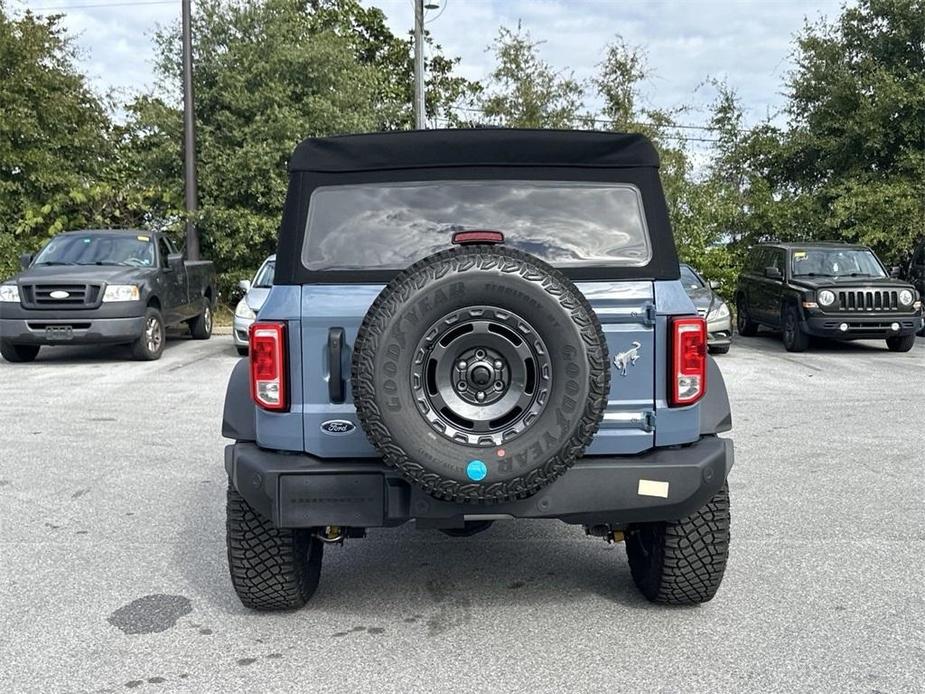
328,327,345,403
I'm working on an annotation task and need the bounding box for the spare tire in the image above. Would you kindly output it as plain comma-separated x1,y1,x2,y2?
352,245,609,504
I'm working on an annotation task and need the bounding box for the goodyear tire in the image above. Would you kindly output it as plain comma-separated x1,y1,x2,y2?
352,245,609,504
226,483,324,611
626,482,731,605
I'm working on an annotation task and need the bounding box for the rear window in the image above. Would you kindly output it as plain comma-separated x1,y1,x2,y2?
301,181,651,271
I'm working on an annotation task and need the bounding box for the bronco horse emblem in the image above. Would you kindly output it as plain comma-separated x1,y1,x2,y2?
613,341,642,376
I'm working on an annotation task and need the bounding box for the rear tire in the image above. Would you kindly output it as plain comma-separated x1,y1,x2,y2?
735,296,758,336
226,483,324,611
708,344,730,355
886,334,916,352
0,341,40,363
781,305,809,352
131,308,165,360
189,300,213,340
626,482,731,605
440,520,494,537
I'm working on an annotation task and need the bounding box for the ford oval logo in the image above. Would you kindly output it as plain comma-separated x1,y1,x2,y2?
321,419,356,435
50,290,70,299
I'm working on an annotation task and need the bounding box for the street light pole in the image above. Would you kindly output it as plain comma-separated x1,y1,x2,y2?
413,0,425,129
181,0,200,260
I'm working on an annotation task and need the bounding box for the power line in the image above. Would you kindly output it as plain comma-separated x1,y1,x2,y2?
448,106,733,139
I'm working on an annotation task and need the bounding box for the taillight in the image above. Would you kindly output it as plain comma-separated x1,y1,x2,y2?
670,317,707,407
249,322,287,411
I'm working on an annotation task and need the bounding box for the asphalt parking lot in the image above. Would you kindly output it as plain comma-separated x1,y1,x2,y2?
0,332,922,694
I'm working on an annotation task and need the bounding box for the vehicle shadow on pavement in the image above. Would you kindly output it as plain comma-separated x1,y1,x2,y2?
172,482,659,621
19,335,194,364
737,332,903,353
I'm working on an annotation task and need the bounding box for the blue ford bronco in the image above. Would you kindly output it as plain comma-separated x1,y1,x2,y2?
222,129,734,610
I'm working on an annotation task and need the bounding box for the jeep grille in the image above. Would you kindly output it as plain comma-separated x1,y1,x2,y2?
835,289,899,312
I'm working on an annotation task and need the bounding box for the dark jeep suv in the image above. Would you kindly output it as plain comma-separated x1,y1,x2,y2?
734,242,922,352
222,129,734,611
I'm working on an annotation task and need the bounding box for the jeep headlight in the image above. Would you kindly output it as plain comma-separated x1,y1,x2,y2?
235,299,256,320
817,289,836,307
0,284,20,303
709,302,730,320
102,284,140,302
898,289,914,306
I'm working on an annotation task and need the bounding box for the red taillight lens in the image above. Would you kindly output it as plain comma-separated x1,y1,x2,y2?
249,322,287,411
670,317,707,407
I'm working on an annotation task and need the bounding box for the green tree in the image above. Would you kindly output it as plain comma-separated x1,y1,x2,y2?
0,7,113,277
774,0,925,263
477,25,584,127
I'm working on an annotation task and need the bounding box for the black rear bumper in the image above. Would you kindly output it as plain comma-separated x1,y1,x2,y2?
802,314,921,339
225,436,733,529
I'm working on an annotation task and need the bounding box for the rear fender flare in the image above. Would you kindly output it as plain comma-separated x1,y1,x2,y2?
223,358,256,441
700,355,732,435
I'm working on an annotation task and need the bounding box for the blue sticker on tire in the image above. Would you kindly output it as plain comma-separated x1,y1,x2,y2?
466,460,487,481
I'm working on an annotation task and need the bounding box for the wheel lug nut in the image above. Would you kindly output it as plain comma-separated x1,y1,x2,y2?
494,381,503,390
476,391,485,402
475,350,485,359
494,360,503,370
457,382,467,391
457,360,467,370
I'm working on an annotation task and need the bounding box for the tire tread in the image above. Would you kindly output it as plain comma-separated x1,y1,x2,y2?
626,482,731,605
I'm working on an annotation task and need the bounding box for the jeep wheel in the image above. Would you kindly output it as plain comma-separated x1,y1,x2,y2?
626,482,730,605
735,296,758,336
886,334,915,353
781,305,809,352
0,341,40,363
189,300,213,340
131,308,165,360
352,245,609,504
226,483,324,611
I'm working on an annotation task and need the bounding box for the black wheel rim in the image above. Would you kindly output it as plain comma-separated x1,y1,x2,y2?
410,306,552,447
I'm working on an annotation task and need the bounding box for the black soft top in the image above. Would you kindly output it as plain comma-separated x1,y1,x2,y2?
289,129,659,173
276,129,678,284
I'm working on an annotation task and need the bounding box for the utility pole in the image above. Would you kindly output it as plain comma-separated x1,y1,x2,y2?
181,0,200,260
413,0,425,129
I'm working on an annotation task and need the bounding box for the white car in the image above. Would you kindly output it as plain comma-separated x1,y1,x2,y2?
233,255,275,356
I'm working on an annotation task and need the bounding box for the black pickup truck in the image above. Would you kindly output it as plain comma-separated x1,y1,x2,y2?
734,242,922,352
0,229,216,362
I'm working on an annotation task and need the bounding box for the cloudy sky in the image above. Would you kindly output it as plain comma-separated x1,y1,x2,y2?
15,0,844,128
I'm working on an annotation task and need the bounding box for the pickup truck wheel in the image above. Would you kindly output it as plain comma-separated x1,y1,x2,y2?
886,334,916,352
781,305,809,352
226,483,323,611
626,482,730,605
0,341,40,363
189,301,213,340
352,245,609,504
131,308,165,360
735,296,758,336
